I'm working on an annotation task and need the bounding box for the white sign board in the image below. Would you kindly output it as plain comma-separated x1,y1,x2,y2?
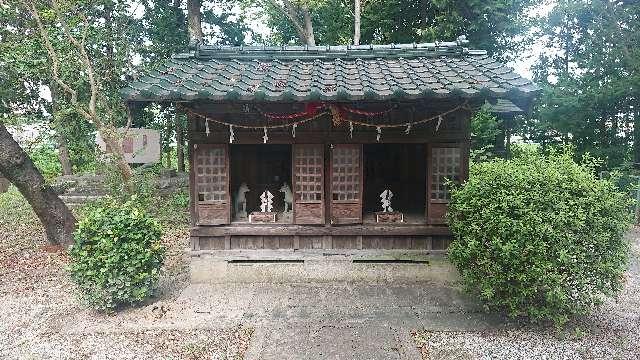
96,128,161,164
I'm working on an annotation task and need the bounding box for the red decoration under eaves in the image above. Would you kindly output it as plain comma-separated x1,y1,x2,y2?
261,102,393,120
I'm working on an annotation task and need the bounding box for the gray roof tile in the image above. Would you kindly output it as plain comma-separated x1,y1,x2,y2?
122,43,540,103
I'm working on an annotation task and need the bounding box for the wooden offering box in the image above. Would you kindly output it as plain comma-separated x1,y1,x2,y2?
376,212,404,223
249,212,277,223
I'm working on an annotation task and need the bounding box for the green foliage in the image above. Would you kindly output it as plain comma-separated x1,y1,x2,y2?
28,144,62,181
447,149,632,326
97,162,190,226
250,0,536,59
526,1,640,170
470,108,502,161
69,198,165,311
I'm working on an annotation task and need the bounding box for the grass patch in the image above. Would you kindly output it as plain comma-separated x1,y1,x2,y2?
0,187,39,225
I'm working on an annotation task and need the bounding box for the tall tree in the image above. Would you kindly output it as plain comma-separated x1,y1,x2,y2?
353,0,360,45
19,0,137,181
525,0,640,169
1,3,106,176
187,0,204,43
246,0,536,58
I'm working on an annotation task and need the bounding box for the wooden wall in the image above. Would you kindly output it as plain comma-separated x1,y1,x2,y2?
193,235,451,251
187,99,474,250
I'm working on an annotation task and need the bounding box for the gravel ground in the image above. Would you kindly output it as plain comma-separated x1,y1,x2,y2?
412,228,640,360
0,189,253,360
2,188,640,359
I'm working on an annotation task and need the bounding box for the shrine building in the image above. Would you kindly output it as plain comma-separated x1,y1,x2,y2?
122,37,538,258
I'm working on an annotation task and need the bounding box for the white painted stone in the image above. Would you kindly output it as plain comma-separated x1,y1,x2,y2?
234,183,250,218
279,183,293,213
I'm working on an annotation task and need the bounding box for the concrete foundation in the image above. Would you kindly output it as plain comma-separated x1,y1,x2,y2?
190,250,458,284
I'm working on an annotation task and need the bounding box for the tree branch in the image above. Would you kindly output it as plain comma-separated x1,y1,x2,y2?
52,0,99,119
267,0,310,45
21,0,92,121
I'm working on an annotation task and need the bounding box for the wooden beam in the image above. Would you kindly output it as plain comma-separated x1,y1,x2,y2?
190,224,452,237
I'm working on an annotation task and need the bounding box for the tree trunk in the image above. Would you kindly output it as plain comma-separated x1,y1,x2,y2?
187,0,204,43
57,132,73,175
634,110,640,169
0,123,76,246
354,0,361,45
51,85,72,176
505,124,512,159
166,112,173,169
99,127,134,181
302,6,316,46
176,115,185,172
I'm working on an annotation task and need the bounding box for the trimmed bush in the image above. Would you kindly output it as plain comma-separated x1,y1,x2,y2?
69,198,165,311
447,149,631,325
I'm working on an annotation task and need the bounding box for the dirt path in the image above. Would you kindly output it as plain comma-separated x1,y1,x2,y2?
1,189,638,359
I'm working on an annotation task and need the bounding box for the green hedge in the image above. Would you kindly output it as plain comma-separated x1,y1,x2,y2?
447,149,631,325
69,198,165,311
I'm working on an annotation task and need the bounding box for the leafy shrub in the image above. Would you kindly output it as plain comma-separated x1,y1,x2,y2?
69,198,165,311
447,149,631,326
28,144,62,181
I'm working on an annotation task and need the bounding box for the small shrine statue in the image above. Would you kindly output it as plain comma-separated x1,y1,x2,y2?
376,189,402,223
279,183,293,213
260,190,274,213
380,189,394,212
234,183,250,218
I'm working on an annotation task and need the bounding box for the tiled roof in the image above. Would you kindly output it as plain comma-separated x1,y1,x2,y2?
486,99,524,114
122,41,540,103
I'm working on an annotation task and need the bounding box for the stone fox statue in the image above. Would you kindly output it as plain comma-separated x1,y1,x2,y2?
279,183,293,213
234,182,250,218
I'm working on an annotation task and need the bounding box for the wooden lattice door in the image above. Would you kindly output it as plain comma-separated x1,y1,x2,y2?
293,144,325,224
427,143,465,224
194,144,230,225
330,144,363,224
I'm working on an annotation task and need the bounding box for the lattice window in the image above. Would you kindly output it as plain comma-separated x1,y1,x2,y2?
196,147,228,202
431,147,461,201
295,146,323,202
332,146,361,201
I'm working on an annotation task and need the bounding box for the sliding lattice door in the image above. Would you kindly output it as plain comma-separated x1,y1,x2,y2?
293,144,325,224
194,144,230,225
330,144,363,224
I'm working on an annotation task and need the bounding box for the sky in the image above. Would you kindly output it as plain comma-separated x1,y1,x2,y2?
510,1,556,79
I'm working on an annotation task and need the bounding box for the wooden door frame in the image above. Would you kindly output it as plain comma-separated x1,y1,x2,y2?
292,143,326,225
329,143,364,224
193,143,231,225
426,141,469,224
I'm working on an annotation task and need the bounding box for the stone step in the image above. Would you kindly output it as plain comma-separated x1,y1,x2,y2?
60,195,104,204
